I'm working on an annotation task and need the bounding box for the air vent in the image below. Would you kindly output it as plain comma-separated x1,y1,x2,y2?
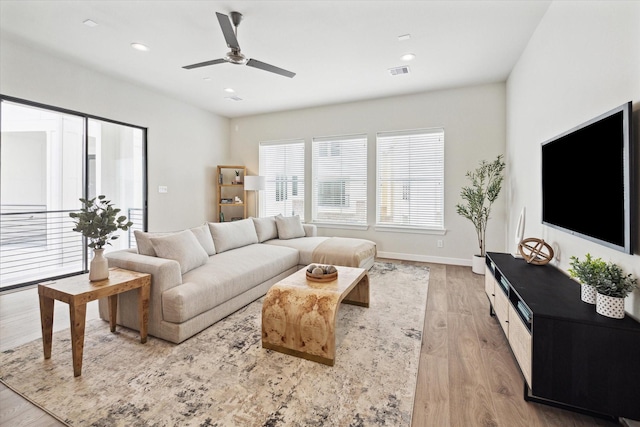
224,96,243,101
388,66,410,76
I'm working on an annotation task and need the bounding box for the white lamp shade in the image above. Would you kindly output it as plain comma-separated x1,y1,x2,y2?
244,175,266,191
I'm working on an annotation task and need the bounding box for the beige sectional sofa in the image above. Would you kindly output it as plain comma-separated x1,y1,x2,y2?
100,216,376,344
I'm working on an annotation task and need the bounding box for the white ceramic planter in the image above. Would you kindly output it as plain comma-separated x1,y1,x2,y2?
89,248,109,282
596,293,625,319
580,283,597,305
472,255,485,275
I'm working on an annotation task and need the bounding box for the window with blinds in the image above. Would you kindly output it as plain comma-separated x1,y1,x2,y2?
312,134,367,225
259,140,305,220
376,128,444,230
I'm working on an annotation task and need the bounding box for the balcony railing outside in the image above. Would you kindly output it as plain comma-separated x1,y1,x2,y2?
128,208,143,249
0,205,84,289
1,205,145,289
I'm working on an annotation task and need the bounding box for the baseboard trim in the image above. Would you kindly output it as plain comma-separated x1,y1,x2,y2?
377,251,471,267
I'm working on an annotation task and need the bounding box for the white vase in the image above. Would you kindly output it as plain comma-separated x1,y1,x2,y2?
89,248,109,282
472,255,485,275
580,283,597,304
596,293,625,319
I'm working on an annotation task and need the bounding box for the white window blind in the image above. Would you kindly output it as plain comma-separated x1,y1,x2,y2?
312,134,367,225
376,128,444,230
259,140,305,220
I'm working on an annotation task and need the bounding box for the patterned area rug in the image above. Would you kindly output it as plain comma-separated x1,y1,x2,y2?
1,262,429,427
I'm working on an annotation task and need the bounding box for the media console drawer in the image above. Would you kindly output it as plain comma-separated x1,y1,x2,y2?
485,252,640,421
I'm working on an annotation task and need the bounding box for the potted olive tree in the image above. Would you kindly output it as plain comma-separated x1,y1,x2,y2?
456,155,506,274
594,262,637,319
69,195,133,281
568,253,607,304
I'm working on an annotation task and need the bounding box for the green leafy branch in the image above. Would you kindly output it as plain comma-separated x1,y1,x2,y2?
69,195,133,249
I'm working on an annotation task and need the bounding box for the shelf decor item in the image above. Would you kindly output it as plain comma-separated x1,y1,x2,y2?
518,237,554,265
594,262,637,319
69,195,133,281
235,170,242,182
456,155,505,274
568,254,606,304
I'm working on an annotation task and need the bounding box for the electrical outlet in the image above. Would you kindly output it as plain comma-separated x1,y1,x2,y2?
437,240,444,248
158,185,168,193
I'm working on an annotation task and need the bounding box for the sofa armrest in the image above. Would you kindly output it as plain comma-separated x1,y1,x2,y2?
303,223,317,237
106,250,183,294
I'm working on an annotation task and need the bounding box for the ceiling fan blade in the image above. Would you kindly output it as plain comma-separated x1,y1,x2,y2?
246,59,296,78
216,12,240,50
182,58,226,70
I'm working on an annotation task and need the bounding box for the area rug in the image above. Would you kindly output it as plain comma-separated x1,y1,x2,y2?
0,262,429,427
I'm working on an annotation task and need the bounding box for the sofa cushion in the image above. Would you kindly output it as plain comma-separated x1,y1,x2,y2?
264,236,330,266
150,230,209,274
275,214,305,240
208,218,259,253
252,216,279,242
134,230,175,256
190,224,216,256
162,244,299,323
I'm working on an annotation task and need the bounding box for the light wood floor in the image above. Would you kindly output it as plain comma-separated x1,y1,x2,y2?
0,262,621,426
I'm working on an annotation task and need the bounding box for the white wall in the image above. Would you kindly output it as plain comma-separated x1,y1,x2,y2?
0,37,230,231
230,83,507,265
507,1,640,318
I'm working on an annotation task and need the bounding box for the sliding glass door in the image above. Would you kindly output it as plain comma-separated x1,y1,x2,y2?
0,97,146,290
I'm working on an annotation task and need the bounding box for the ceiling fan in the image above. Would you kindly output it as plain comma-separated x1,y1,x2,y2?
182,11,296,78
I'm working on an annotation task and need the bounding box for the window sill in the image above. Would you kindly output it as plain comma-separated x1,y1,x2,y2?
374,225,447,235
312,222,369,231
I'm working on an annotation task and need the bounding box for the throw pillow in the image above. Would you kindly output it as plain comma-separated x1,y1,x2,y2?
275,214,305,240
252,216,278,242
134,230,174,256
208,218,259,253
190,224,216,256
149,230,209,274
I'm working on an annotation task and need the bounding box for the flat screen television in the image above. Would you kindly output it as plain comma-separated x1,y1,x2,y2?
541,101,635,254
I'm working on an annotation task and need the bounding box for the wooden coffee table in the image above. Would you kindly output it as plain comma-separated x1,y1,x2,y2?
38,267,151,376
261,265,369,366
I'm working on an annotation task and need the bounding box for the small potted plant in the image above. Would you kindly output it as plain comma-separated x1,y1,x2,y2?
456,155,505,274
69,195,133,281
568,253,607,304
235,170,241,182
594,262,637,319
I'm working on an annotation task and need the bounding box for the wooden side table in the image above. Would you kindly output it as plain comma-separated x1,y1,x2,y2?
38,267,151,377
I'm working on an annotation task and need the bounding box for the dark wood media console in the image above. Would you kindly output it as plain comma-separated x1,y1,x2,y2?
485,252,640,421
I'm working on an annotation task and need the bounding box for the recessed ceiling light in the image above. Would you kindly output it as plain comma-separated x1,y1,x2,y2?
224,87,235,93
83,19,98,28
131,43,149,52
398,34,411,41
401,53,416,61
203,77,212,81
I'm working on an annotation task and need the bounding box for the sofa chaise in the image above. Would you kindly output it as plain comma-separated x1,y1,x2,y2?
99,215,376,344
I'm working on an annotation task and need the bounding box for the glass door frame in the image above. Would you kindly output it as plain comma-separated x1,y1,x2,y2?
0,94,148,291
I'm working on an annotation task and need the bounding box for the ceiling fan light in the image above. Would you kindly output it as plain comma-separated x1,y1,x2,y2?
131,43,149,52
401,53,416,61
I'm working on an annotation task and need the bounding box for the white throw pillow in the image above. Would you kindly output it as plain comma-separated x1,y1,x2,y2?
149,230,209,274
134,230,174,256
208,218,259,253
275,215,306,240
190,224,216,256
252,216,278,242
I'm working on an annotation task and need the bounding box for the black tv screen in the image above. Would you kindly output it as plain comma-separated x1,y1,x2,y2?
541,102,634,254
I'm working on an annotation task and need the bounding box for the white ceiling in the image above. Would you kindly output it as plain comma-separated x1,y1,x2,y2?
0,0,551,118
